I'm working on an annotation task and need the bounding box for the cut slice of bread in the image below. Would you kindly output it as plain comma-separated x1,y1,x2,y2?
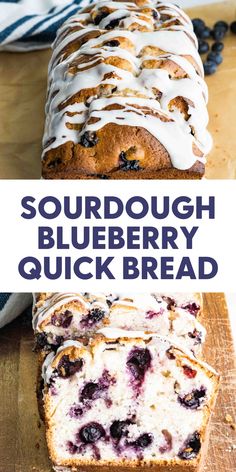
42,331,219,472
33,293,204,355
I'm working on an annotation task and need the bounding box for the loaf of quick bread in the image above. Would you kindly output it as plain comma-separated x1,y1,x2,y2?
41,332,219,472
42,0,212,180
33,292,205,355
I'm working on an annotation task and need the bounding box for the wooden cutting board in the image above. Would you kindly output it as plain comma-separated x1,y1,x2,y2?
0,294,235,472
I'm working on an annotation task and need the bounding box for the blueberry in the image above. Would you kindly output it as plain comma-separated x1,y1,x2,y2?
178,387,206,409
94,11,109,25
203,60,217,76
101,370,115,391
78,422,105,444
214,20,228,32
198,40,209,55
211,28,226,41
192,18,205,28
90,308,106,322
36,332,49,349
188,328,202,345
80,370,113,402
212,41,224,53
120,151,127,160
51,310,73,328
120,151,140,171
81,308,106,328
121,159,140,171
105,16,126,30
57,355,83,378
198,26,211,39
80,131,98,148
110,420,131,440
207,52,223,65
54,335,64,348
178,432,201,460
230,21,236,34
104,40,120,47
133,433,153,449
127,348,151,383
152,10,158,20
80,382,100,401
181,302,200,317
192,18,205,33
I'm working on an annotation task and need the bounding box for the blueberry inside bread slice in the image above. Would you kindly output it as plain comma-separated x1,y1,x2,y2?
42,332,219,471
33,292,205,355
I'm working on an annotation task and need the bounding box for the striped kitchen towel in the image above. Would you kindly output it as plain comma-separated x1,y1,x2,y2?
0,0,91,52
0,293,32,328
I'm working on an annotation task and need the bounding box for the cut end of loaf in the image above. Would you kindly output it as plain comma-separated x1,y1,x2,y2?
42,334,219,470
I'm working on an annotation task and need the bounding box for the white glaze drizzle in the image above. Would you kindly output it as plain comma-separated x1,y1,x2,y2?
33,292,112,331
42,0,212,171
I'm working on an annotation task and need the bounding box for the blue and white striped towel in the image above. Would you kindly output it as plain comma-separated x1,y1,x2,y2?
0,0,91,51
0,293,32,328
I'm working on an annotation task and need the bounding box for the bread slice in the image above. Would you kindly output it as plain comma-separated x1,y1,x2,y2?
33,293,204,355
42,331,219,472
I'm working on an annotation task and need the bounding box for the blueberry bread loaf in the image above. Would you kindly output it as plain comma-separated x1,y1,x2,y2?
42,332,219,472
42,0,211,180
33,292,205,354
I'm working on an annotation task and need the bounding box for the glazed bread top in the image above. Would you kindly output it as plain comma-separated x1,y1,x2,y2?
42,0,211,178
42,333,219,467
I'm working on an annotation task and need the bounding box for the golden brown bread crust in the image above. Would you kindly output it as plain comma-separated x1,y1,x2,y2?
42,0,209,180
42,124,204,180
51,463,201,472
43,168,204,180
52,460,201,471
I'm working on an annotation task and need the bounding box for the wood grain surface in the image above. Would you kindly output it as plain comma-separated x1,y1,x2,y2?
0,294,235,472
